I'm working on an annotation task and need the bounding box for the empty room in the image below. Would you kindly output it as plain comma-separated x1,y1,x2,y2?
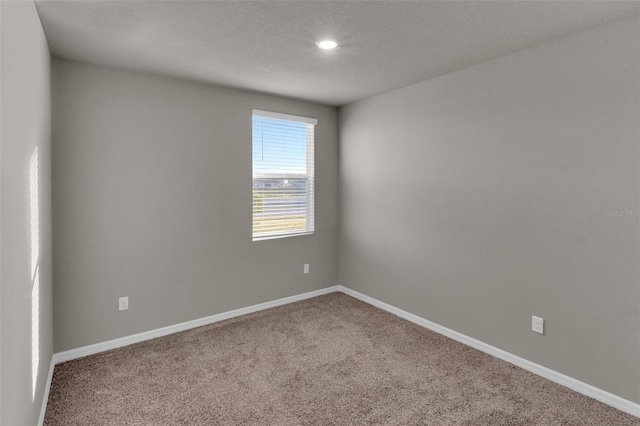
1,0,639,424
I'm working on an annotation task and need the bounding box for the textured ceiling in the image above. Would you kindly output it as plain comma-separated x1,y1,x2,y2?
35,1,639,106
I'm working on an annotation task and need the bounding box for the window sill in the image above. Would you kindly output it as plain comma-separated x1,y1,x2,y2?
252,231,314,242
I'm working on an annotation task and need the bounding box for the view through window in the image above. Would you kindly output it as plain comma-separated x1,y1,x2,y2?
252,110,316,240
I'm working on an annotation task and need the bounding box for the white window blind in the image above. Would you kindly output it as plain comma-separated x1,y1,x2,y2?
252,109,316,241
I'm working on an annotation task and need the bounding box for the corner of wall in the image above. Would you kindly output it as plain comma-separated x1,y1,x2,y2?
1,1,54,424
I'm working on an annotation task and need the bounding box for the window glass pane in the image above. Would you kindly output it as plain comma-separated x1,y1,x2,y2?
252,111,315,240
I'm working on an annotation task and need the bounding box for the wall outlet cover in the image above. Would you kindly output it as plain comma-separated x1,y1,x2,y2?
119,296,129,311
532,315,544,334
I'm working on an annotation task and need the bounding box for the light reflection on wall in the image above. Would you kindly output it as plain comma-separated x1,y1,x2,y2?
29,147,39,401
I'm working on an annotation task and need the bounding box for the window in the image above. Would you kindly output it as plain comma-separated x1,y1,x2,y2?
252,110,316,240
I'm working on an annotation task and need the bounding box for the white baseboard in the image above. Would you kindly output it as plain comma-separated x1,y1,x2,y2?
54,286,339,364
47,284,639,419
38,355,55,426
336,285,640,418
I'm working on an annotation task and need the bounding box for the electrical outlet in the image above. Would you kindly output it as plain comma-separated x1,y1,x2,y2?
532,316,544,334
119,296,129,311
304,264,310,274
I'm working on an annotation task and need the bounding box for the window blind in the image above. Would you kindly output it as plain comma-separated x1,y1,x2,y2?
252,110,316,241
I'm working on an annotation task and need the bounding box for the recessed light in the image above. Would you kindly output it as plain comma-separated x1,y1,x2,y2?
316,39,338,50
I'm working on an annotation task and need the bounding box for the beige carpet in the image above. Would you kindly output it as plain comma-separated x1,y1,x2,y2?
45,293,639,425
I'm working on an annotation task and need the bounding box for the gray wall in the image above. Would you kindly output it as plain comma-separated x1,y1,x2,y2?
1,1,54,424
52,59,338,352
339,16,640,403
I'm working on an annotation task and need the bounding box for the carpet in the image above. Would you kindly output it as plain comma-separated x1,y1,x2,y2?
44,292,639,425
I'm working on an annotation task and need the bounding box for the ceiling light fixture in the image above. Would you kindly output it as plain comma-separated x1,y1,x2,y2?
316,39,338,50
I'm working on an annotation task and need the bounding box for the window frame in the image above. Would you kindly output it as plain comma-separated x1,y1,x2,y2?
251,109,317,241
